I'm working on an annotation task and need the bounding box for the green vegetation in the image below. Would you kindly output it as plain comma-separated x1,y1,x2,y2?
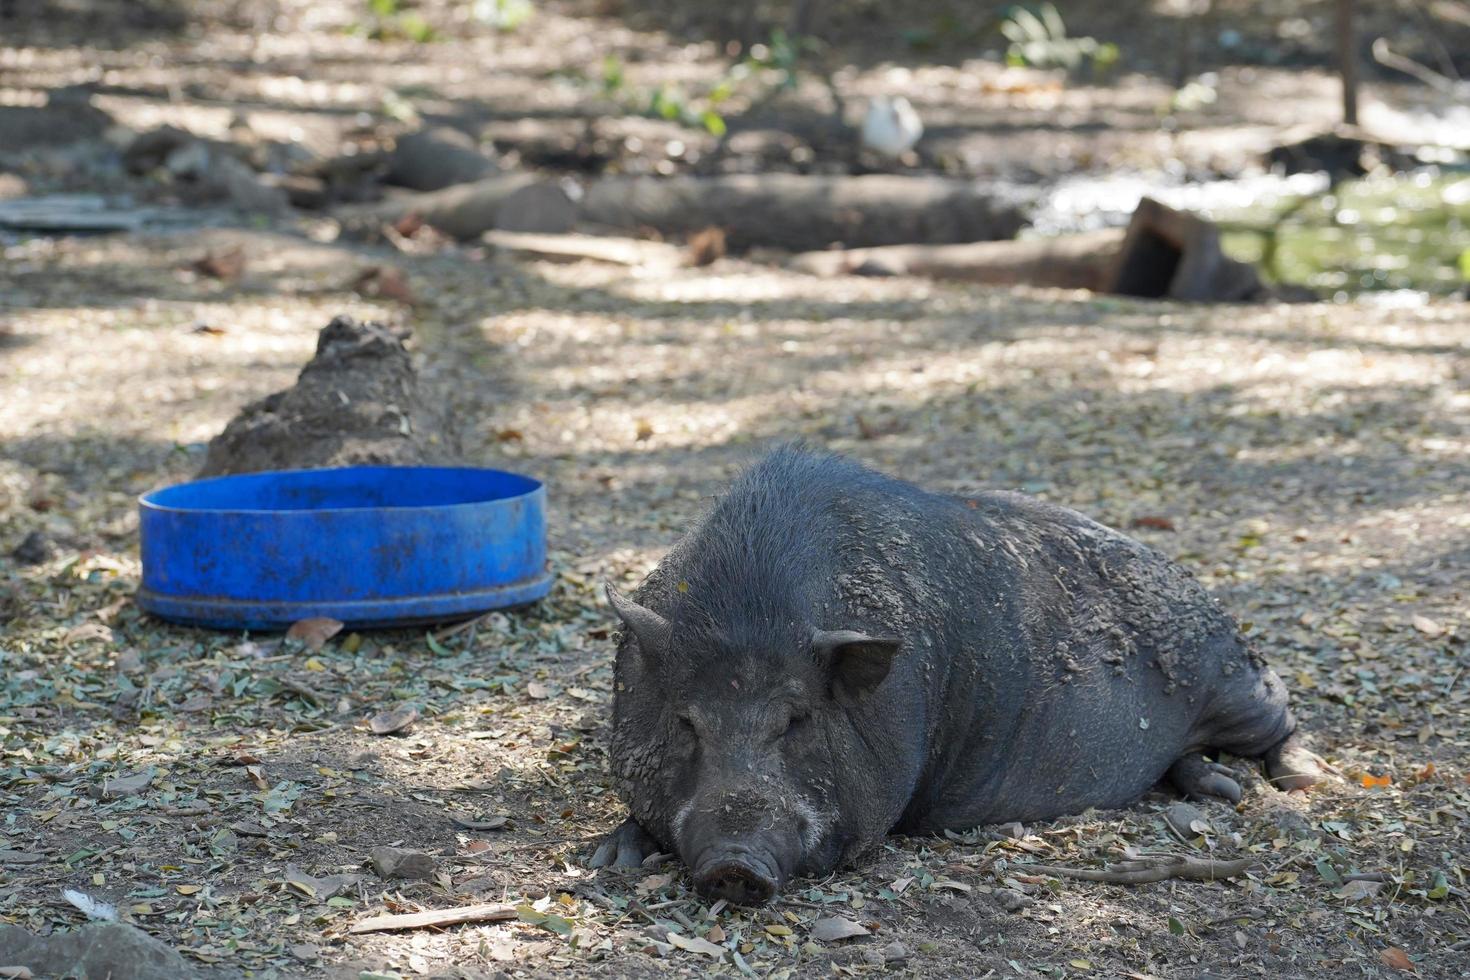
1218,173,1470,295
1000,4,1120,79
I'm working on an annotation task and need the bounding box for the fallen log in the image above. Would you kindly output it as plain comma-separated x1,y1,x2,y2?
789,229,1124,289
792,198,1277,303
339,173,577,240
0,195,152,233
482,229,684,268
580,174,1027,251
1109,197,1266,302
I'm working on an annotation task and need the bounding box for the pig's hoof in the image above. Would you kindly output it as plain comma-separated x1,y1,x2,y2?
1168,753,1242,804
1264,734,1323,792
589,817,659,870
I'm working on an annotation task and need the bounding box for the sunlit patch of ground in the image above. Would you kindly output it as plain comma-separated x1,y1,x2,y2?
1,221,1466,978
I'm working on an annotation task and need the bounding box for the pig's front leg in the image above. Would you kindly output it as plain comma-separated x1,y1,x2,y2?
589,816,660,869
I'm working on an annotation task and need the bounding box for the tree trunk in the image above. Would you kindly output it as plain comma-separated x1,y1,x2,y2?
1337,0,1360,126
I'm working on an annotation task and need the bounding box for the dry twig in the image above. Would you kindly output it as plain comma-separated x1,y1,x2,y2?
1023,852,1255,885
349,902,517,934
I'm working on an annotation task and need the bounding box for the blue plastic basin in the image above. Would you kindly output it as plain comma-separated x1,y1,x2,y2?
137,466,552,630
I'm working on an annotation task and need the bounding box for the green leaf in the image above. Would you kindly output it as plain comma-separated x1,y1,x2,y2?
1167,916,1185,936
700,110,727,137
1427,871,1449,900
1315,858,1342,886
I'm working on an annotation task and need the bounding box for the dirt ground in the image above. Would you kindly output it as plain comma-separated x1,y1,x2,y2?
3,2,1469,979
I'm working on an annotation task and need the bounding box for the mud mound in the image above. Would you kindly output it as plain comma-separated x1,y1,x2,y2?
198,315,461,477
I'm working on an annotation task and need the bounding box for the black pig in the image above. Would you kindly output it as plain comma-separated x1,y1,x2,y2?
592,447,1318,904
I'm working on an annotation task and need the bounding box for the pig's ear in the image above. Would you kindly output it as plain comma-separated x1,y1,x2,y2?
606,583,671,662
813,629,900,702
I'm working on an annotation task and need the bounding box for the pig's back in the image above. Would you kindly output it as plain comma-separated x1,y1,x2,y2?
902,490,1264,827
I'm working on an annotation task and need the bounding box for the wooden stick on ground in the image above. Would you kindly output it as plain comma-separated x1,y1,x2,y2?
1022,853,1254,885
349,902,518,934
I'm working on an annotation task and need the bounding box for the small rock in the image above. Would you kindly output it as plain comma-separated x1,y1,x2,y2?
883,941,909,963
994,888,1032,913
368,704,419,736
1164,801,1211,839
0,173,27,200
387,126,499,192
0,921,199,980
289,943,319,961
994,821,1026,840
11,531,51,566
1262,804,1316,839
90,768,155,800
370,845,436,880
862,947,885,967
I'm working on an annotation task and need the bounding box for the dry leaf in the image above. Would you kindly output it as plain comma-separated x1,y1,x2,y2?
192,246,246,280
354,265,415,304
810,916,871,942
63,622,114,646
368,704,419,735
636,873,675,895
1334,879,1384,901
1379,947,1414,971
1411,615,1443,637
705,924,726,943
931,880,973,894
464,840,492,854
452,814,508,831
285,865,360,902
1130,515,1176,531
666,931,726,959
1360,772,1391,789
686,226,726,267
176,884,202,895
526,681,551,699
286,617,343,652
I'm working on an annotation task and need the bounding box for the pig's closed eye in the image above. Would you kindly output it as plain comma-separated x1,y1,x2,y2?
784,710,810,736
675,713,699,743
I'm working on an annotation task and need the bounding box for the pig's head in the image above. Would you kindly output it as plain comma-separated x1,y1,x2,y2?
606,583,903,905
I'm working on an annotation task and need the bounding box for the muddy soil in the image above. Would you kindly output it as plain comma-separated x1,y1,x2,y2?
199,314,461,477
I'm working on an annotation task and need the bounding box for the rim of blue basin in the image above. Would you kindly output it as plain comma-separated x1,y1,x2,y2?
137,465,553,630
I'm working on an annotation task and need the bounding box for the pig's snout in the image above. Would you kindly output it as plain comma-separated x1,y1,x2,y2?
693,849,779,905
